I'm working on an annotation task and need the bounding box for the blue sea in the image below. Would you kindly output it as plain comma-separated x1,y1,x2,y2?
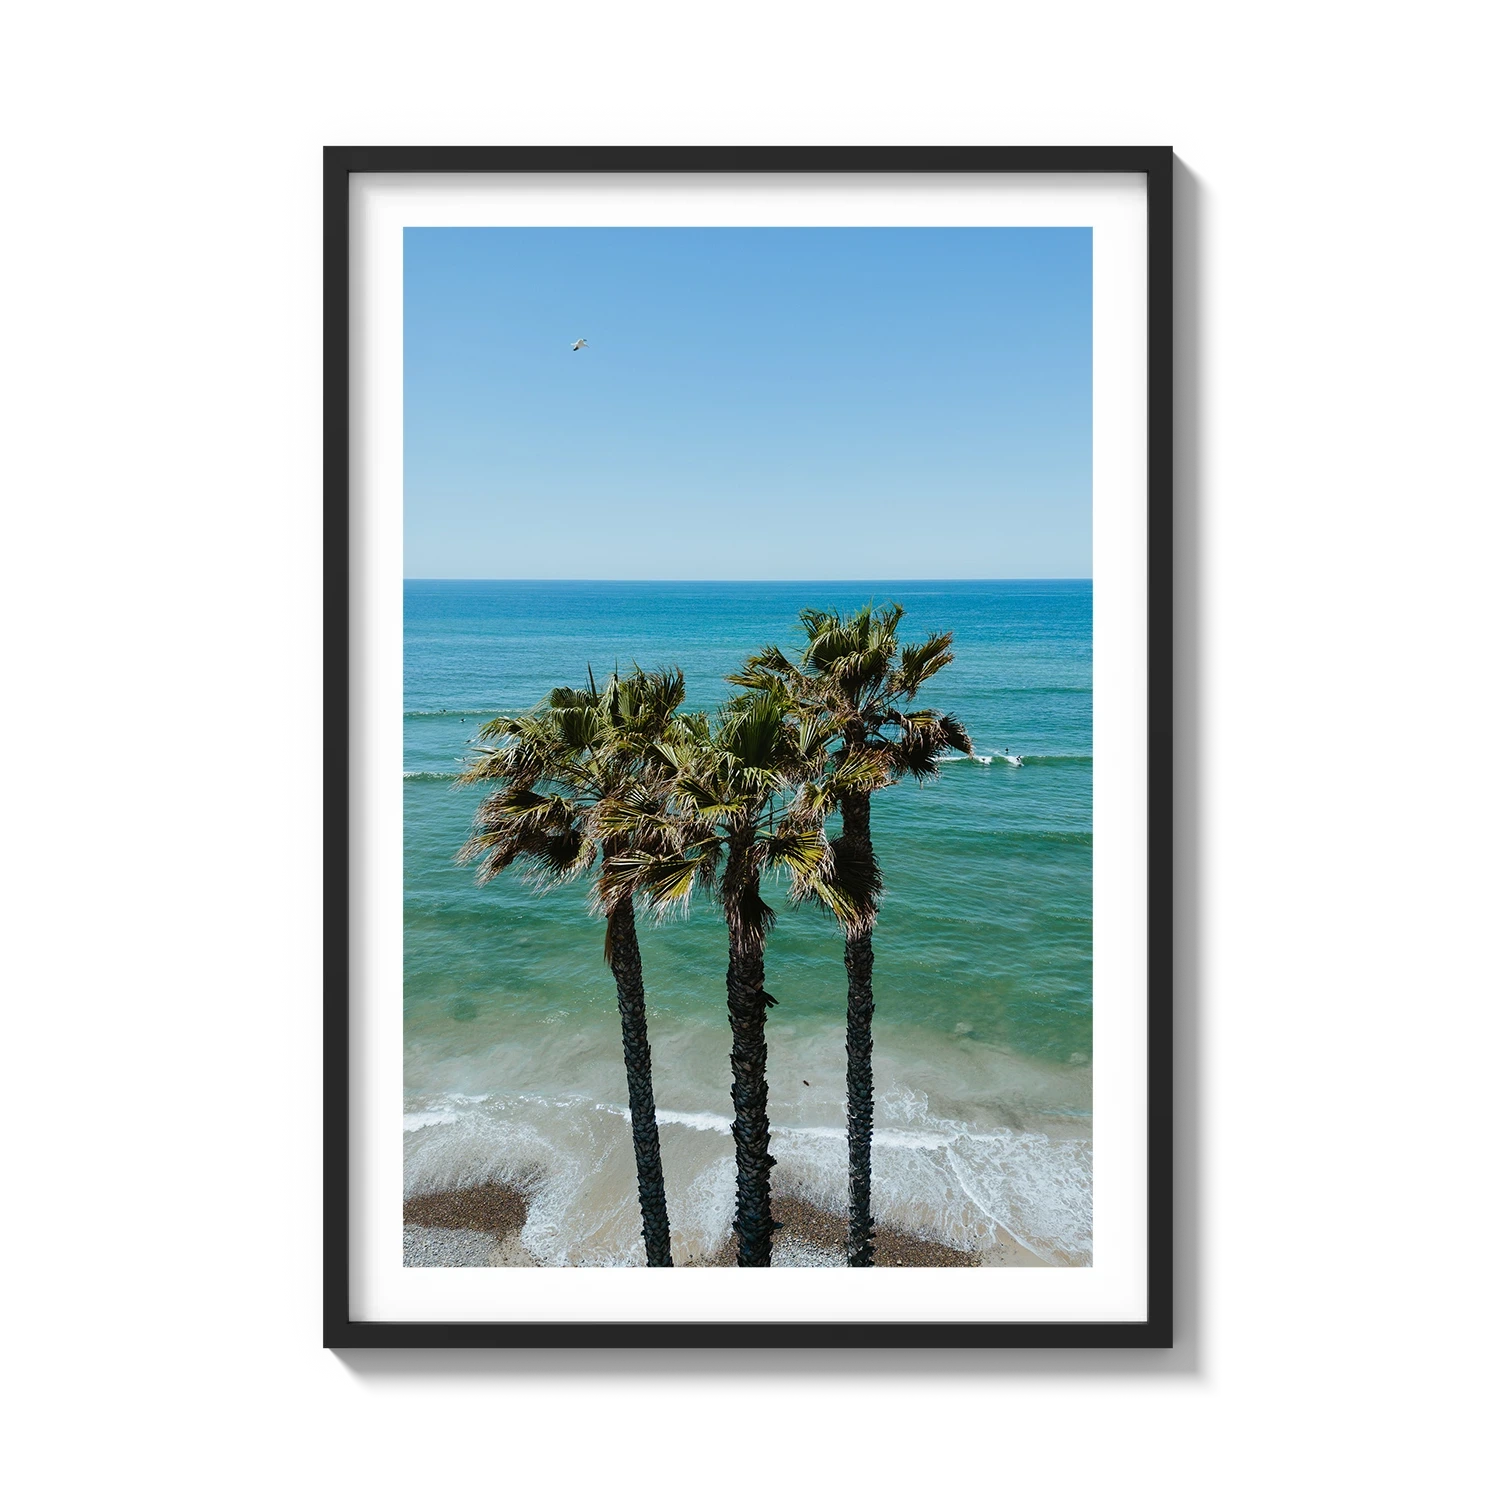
403,580,1093,1265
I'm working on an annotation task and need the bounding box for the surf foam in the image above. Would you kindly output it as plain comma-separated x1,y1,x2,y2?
403,1081,1091,1266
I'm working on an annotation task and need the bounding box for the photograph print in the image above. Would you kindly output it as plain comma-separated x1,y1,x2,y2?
400,224,1094,1274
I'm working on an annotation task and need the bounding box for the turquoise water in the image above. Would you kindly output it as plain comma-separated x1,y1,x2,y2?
403,580,1093,1265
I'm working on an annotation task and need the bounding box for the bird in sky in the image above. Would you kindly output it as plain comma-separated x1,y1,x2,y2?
571,338,588,352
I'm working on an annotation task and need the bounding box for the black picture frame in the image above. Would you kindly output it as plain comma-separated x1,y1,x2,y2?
276,99,1224,1398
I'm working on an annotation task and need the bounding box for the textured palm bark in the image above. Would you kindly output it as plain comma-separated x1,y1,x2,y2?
839,790,877,1267
607,899,673,1267
727,936,777,1267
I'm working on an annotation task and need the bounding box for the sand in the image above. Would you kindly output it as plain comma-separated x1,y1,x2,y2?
403,1182,1046,1267
402,1226,503,1267
404,1183,531,1238
770,1197,982,1267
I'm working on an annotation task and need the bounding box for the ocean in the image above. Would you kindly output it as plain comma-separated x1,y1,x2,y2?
403,579,1093,1265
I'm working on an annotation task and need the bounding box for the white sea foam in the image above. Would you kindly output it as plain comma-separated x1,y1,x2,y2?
596,1103,734,1134
403,1064,1092,1265
764,1085,1092,1263
936,751,1092,768
656,1109,735,1134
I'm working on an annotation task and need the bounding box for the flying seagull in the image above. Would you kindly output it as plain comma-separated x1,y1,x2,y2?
571,338,588,351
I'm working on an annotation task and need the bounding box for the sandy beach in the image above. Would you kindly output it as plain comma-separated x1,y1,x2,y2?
403,1182,1047,1268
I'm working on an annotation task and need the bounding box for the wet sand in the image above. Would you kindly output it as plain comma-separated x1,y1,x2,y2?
403,1182,1044,1267
771,1197,981,1267
404,1183,531,1238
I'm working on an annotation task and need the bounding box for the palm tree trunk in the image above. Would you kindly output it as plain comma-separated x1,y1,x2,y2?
607,898,673,1267
840,790,877,1267
726,937,777,1266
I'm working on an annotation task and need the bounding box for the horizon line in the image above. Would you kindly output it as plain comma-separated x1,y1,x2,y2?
402,576,1094,583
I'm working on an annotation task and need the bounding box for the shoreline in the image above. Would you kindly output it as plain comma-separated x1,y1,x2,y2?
403,1183,1047,1268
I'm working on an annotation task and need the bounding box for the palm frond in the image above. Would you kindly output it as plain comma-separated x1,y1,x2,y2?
594,791,686,850
936,712,972,754
456,782,596,889
717,689,794,770
457,821,593,890
473,711,526,744
546,684,597,711
759,826,831,882
725,643,799,693
891,632,956,697
600,848,719,920
883,709,971,780
825,746,891,797
613,665,687,730
816,829,883,934
793,709,839,765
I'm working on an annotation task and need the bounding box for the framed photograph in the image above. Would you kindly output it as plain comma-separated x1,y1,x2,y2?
325,146,1172,1348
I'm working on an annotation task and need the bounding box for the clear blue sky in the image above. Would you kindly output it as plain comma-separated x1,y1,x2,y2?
405,227,1091,579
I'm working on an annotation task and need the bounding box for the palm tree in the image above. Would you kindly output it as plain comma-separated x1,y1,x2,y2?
729,604,970,1266
602,690,879,1266
454,666,689,1268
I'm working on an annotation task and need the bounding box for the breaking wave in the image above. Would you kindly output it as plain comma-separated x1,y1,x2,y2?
938,753,1092,767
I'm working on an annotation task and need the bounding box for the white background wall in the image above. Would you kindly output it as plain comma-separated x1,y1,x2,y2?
2,3,1494,1495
